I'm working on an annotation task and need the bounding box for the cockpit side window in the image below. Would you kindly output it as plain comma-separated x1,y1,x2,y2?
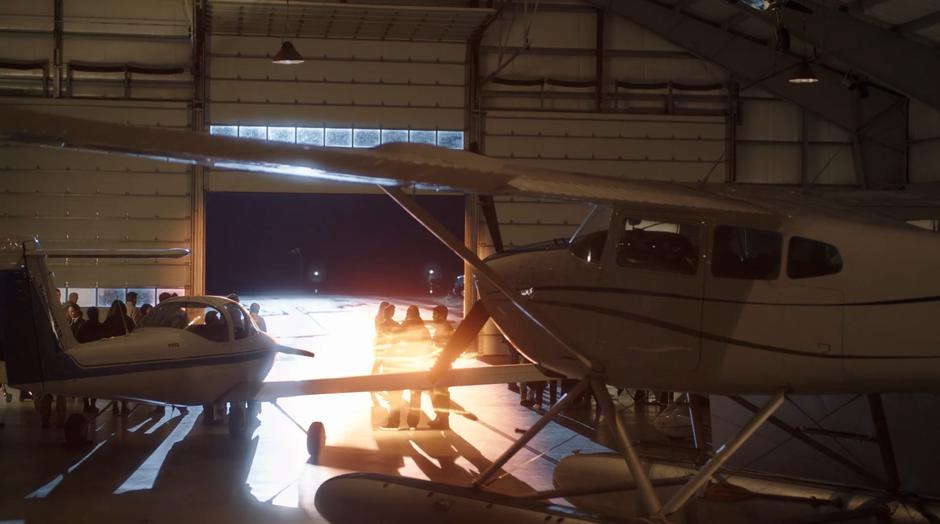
618,219,700,275
141,302,229,342
225,303,255,340
787,237,842,279
712,226,782,280
570,205,612,264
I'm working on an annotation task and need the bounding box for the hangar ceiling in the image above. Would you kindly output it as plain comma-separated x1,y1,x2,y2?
0,0,939,296
206,0,495,42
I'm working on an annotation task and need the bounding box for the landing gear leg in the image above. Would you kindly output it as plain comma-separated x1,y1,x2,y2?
228,401,247,439
657,388,786,517
307,421,325,462
591,379,663,516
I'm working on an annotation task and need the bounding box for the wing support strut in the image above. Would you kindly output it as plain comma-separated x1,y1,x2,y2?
659,388,787,516
379,185,595,372
472,375,593,489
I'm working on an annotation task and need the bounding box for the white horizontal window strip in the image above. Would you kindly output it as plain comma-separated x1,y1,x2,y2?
211,125,464,150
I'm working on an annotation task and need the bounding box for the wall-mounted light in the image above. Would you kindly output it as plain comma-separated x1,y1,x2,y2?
788,61,819,84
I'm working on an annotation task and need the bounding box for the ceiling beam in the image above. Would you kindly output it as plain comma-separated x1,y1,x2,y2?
581,0,900,131
850,0,891,13
584,0,908,187
733,0,940,111
894,10,940,34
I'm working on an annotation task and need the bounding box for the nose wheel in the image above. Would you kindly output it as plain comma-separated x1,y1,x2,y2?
307,421,325,462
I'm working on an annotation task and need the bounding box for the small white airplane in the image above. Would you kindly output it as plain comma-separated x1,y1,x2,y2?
2,106,940,521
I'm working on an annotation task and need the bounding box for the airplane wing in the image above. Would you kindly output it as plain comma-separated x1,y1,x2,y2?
0,106,773,221
222,363,556,403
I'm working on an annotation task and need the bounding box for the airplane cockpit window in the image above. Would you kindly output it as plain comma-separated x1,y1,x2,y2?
141,301,229,342
224,303,256,340
570,205,612,264
712,226,782,280
787,237,842,279
618,219,700,275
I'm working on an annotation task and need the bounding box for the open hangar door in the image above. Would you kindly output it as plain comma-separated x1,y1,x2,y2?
201,3,481,298
204,191,465,297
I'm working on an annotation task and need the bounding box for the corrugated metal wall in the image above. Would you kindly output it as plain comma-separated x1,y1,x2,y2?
0,0,193,300
205,35,466,193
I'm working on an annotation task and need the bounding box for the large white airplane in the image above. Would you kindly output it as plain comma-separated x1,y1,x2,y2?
2,106,939,521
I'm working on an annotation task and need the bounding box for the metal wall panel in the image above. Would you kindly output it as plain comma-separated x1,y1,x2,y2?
0,98,192,289
207,35,466,192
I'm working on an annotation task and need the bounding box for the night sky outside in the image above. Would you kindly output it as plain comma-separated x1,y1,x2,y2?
206,192,465,296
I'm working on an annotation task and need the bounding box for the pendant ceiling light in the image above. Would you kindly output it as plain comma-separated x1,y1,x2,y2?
788,60,819,84
273,0,303,65
273,41,303,65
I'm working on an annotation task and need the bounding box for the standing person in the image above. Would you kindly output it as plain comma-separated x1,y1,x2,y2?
125,292,141,326
249,303,267,332
67,292,79,306
102,300,135,338
158,291,172,304
428,305,454,430
139,303,153,319
226,293,240,304
66,303,85,337
400,306,433,428
76,307,103,343
373,303,403,429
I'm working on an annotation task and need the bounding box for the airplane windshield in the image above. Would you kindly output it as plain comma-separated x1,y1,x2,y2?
141,301,229,343
570,205,612,264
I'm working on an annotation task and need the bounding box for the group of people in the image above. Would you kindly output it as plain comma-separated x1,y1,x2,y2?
373,302,453,430
58,290,180,415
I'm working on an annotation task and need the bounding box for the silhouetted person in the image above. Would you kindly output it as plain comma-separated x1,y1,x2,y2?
158,292,172,304
66,303,85,337
126,291,141,326
401,306,433,428
102,300,135,338
76,307,104,343
226,293,240,304
249,302,266,332
139,303,153,319
428,305,454,430
373,303,403,429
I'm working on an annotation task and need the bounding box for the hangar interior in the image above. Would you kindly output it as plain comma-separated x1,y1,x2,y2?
1,0,940,522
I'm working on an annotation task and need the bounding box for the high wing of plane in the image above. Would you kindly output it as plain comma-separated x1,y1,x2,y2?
4,105,940,520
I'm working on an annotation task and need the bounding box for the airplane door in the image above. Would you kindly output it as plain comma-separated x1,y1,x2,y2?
595,211,705,381
701,226,844,392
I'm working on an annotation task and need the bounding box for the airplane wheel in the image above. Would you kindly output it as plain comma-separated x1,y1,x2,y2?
64,414,87,445
307,421,325,461
228,402,247,439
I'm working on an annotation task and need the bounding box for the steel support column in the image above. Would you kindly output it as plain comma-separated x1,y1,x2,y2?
53,0,62,97
189,0,208,294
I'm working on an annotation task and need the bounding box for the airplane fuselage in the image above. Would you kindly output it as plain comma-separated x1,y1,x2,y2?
479,205,940,394
27,328,277,405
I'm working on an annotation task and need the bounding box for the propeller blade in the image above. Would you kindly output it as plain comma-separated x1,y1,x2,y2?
277,346,316,358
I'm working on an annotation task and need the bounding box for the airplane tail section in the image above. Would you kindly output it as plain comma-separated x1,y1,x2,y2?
0,237,74,388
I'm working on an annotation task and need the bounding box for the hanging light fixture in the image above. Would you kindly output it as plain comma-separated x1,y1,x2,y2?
273,41,303,65
788,60,819,84
273,0,303,65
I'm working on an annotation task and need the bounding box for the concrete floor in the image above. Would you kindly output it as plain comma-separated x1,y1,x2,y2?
0,296,609,523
